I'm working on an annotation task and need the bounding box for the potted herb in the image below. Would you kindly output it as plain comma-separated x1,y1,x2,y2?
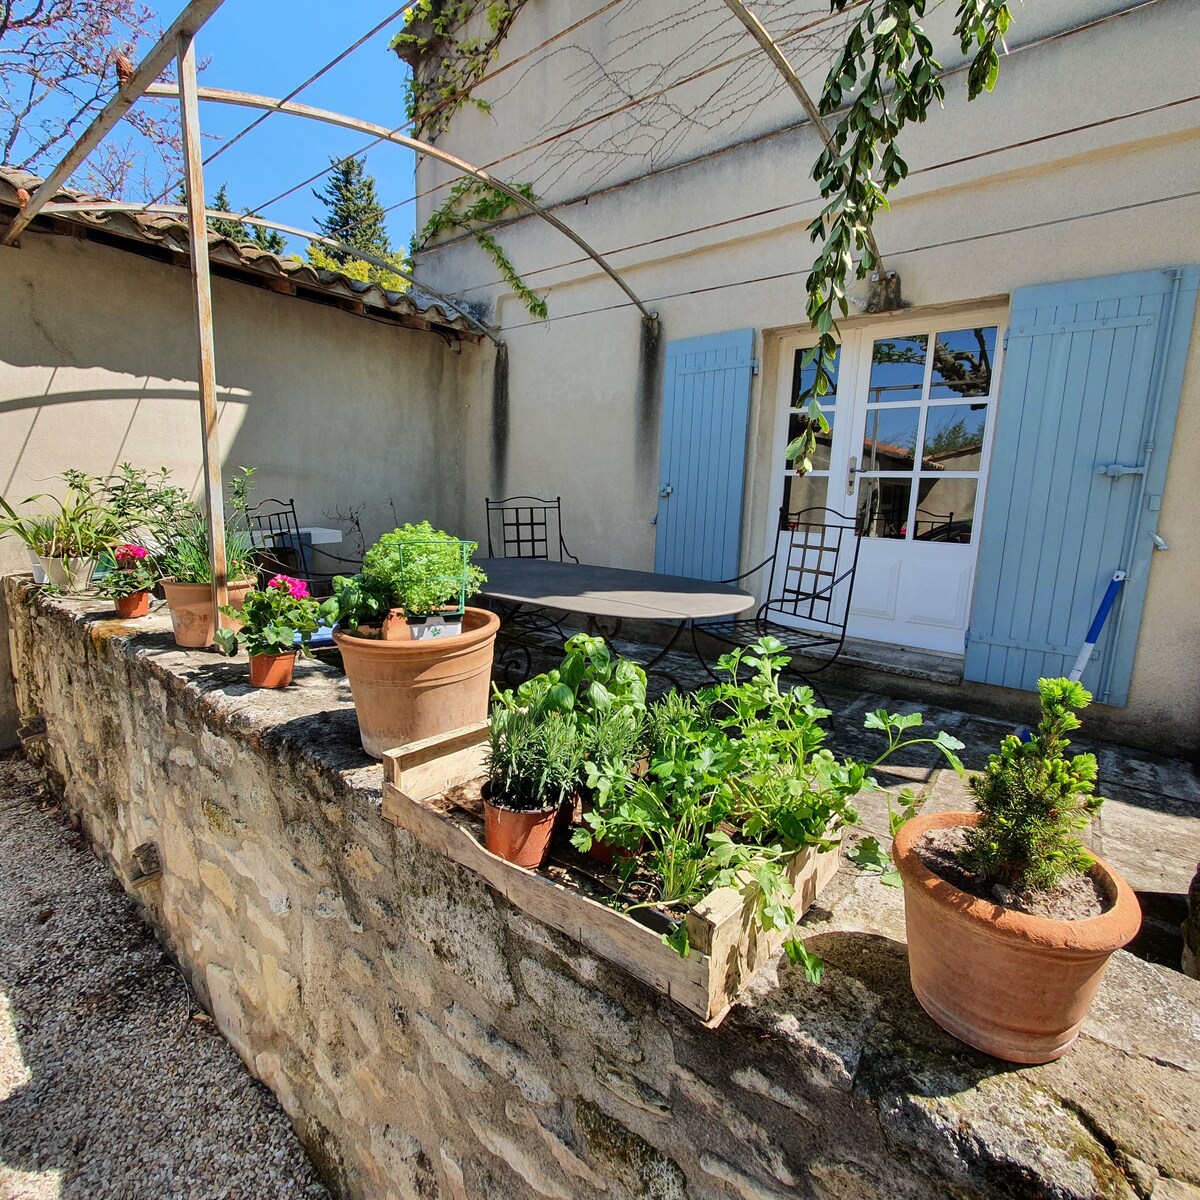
157,469,260,649
485,676,586,867
100,544,158,618
892,678,1142,1063
580,638,965,980
324,522,499,758
214,575,322,688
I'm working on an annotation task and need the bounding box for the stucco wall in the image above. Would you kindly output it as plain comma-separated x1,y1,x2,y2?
414,0,1200,753
7,579,1200,1200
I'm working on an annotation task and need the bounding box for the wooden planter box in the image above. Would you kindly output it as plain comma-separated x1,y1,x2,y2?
381,723,844,1025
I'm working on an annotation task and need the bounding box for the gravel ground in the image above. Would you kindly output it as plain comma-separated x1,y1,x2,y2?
0,751,330,1200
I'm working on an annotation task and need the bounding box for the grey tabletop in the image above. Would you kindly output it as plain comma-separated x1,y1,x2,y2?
476,558,755,622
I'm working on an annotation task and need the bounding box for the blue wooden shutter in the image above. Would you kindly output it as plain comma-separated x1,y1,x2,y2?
654,329,755,579
965,267,1199,706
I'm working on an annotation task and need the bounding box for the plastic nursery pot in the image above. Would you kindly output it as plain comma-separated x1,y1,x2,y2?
249,650,297,689
38,555,96,593
114,590,150,619
160,578,255,649
483,790,559,869
333,606,500,760
892,811,1142,1064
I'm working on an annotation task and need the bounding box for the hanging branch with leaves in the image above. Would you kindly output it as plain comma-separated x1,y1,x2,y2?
417,177,548,319
786,0,1016,473
391,0,527,137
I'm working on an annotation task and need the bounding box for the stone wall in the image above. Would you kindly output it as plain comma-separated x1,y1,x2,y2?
7,579,1200,1200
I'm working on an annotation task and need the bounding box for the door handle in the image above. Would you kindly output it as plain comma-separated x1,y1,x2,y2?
658,483,674,498
846,456,858,496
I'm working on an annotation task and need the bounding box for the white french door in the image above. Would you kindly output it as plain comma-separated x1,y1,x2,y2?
769,309,1006,653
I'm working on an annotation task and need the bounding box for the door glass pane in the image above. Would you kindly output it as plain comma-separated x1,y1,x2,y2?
862,407,918,471
782,474,828,528
868,335,928,403
788,410,835,471
792,345,839,404
857,478,911,540
922,404,987,470
930,327,997,398
913,478,978,543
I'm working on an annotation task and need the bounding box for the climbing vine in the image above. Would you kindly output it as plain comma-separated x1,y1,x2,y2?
391,0,527,136
417,177,548,319
787,0,1016,472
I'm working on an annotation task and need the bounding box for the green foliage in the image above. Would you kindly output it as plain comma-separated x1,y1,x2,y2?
392,1,524,134
847,790,918,887
94,464,194,547
325,522,487,629
98,546,158,599
311,156,394,267
581,638,964,970
307,244,410,292
961,678,1104,893
156,467,258,585
786,0,1017,471
0,472,123,559
178,183,287,254
214,576,322,659
417,178,547,319
488,634,648,812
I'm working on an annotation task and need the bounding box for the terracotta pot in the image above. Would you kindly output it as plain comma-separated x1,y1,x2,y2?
160,578,256,649
484,795,559,868
249,650,297,689
893,811,1142,1064
38,555,96,592
114,590,150,619
334,606,500,759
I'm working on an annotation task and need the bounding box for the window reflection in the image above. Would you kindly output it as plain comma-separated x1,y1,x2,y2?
930,327,996,398
781,474,828,529
869,335,927,403
857,479,911,539
792,345,839,404
912,478,978,543
862,407,918,471
922,404,987,471
787,411,834,471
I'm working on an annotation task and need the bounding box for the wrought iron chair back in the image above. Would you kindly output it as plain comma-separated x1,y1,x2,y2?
485,495,578,563
245,497,314,581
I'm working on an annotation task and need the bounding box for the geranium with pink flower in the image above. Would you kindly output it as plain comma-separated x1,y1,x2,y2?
101,543,158,598
215,574,322,661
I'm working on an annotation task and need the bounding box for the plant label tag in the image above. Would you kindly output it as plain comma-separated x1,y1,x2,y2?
410,614,463,640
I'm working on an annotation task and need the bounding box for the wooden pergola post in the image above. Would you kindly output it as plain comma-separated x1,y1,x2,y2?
177,30,229,628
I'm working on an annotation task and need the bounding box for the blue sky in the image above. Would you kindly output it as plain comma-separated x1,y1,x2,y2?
145,1,418,255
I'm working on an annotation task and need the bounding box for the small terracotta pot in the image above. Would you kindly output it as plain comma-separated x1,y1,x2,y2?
160,578,255,649
334,607,500,759
484,795,559,869
114,590,150,619
249,650,297,689
893,811,1142,1064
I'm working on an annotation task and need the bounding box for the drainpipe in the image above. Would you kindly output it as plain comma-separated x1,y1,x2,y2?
1096,267,1182,702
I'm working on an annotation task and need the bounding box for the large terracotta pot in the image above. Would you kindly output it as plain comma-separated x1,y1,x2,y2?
114,590,150,619
160,578,255,649
893,811,1142,1064
249,650,296,689
334,606,500,759
484,795,558,869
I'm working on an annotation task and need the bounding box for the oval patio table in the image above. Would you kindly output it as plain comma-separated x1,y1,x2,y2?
476,558,755,674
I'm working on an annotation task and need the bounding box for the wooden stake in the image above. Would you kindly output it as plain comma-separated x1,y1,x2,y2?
177,32,228,631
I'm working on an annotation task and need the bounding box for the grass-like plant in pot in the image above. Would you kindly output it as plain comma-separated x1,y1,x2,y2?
325,522,499,759
214,574,322,689
157,469,260,649
99,544,158,618
580,638,965,981
892,677,1142,1064
0,472,123,592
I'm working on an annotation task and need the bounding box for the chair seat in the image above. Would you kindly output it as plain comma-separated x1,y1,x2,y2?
699,618,842,659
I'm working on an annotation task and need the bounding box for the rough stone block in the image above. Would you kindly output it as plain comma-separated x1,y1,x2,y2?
520,957,642,1064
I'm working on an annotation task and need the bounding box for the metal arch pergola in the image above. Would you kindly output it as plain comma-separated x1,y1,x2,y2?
0,0,849,632
0,0,662,630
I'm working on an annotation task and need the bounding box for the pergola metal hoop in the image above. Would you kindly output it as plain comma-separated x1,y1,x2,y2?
142,82,658,322
38,201,502,346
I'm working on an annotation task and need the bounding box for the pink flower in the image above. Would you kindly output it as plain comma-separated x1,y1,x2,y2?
115,543,148,564
268,574,309,600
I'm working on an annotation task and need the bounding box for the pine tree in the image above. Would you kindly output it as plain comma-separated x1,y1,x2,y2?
175,182,286,254
311,156,393,266
247,221,286,256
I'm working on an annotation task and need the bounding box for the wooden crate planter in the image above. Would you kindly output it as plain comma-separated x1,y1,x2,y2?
381,723,844,1025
